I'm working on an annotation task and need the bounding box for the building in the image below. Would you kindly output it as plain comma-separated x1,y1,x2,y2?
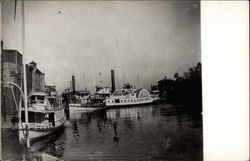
1,50,46,126
1,50,23,116
45,85,57,96
26,61,45,93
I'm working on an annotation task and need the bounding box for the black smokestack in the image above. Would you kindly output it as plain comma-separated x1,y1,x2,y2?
72,75,75,92
111,70,115,93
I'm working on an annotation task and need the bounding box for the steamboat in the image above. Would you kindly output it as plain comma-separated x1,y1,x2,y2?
105,88,158,107
19,92,66,141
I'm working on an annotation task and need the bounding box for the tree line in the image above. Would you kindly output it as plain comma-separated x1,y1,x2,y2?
158,62,202,113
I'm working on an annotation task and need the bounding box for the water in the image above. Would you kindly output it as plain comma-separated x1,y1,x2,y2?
4,103,203,160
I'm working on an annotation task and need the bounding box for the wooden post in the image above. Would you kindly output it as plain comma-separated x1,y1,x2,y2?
21,0,30,149
0,2,2,159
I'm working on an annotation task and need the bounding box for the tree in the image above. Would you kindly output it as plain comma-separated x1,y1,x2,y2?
174,73,179,80
184,72,189,80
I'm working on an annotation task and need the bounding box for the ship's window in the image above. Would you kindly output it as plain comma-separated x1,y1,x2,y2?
121,100,123,102
115,99,120,103
29,95,45,104
48,98,55,107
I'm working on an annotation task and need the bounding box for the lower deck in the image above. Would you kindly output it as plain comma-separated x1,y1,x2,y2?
106,97,153,106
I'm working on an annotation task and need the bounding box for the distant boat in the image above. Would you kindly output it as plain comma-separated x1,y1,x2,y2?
68,90,90,109
105,88,157,107
69,87,110,111
19,92,66,141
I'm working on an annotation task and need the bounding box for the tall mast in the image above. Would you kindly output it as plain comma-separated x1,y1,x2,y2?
21,0,30,148
84,71,86,89
99,73,102,86
137,74,140,88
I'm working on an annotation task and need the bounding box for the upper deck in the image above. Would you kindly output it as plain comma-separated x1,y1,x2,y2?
109,88,151,99
22,92,64,112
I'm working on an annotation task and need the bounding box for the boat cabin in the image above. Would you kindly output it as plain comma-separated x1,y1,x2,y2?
21,92,65,129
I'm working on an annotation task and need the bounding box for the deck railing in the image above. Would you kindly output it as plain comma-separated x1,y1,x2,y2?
27,122,53,129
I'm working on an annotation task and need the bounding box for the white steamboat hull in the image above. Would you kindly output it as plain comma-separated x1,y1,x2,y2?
19,116,66,142
19,129,54,141
69,105,102,113
70,106,101,112
69,103,82,107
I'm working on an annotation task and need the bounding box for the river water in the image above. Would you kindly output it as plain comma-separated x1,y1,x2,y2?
2,103,202,160
33,103,202,160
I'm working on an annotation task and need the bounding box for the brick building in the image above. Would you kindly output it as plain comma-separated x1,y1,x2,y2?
1,50,23,118
1,50,45,118
26,61,45,93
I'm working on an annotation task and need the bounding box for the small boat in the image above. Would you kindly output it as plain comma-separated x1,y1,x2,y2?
19,92,66,141
105,88,154,107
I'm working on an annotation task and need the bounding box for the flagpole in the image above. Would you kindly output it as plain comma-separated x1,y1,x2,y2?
21,0,30,149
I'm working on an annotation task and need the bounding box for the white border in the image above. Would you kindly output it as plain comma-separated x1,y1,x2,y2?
201,1,249,160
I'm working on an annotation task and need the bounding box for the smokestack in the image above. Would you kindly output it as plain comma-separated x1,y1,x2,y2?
111,70,115,93
72,75,75,92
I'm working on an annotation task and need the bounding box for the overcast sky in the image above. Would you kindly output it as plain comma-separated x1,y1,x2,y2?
2,1,200,93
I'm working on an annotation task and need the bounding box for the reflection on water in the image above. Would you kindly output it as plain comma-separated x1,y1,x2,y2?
32,103,202,160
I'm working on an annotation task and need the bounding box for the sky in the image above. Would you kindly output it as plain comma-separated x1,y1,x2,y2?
2,1,200,93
